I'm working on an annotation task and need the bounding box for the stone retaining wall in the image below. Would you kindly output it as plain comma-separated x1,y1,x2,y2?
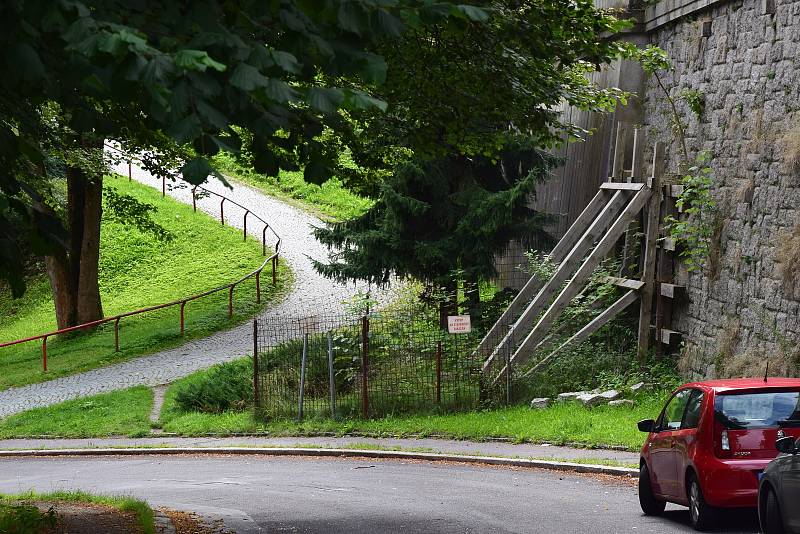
641,0,800,377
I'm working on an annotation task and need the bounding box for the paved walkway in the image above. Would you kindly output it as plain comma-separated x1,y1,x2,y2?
0,436,639,464
0,157,390,417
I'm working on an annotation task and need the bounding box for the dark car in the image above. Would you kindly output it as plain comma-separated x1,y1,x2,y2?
758,435,800,533
638,379,800,531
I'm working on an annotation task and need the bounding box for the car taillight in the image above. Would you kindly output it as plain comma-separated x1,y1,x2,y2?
715,421,732,458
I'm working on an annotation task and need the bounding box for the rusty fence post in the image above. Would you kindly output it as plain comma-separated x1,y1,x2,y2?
272,256,277,285
192,186,197,212
42,336,48,372
180,301,186,335
243,211,249,241
262,226,268,256
255,271,261,303
114,318,121,352
361,315,370,418
228,284,235,318
128,161,132,181
253,319,260,409
161,176,165,197
436,340,442,405
220,198,225,225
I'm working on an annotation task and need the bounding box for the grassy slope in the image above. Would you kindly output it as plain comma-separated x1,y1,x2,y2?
212,152,372,221
0,176,290,391
0,387,152,438
0,490,155,534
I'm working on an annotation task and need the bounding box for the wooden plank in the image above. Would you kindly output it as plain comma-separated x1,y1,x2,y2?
474,189,613,360
600,182,645,191
611,122,627,181
505,186,652,371
661,237,676,251
605,276,645,291
519,290,640,380
482,190,632,372
637,142,665,361
630,128,644,183
659,329,682,345
660,283,685,299
668,185,684,198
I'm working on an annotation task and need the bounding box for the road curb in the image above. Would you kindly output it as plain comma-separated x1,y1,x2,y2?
0,446,639,478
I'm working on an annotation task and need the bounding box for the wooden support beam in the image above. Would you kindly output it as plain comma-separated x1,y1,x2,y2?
605,276,645,291
659,283,685,299
600,182,645,191
505,186,652,371
637,142,665,362
482,190,632,372
658,328,682,345
474,189,614,360
519,290,640,380
611,122,627,181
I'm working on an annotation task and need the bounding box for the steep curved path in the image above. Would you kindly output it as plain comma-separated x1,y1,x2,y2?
0,158,388,417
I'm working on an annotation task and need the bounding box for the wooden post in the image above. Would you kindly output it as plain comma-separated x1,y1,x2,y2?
42,336,48,372
162,176,165,197
611,122,628,181
228,284,234,318
637,142,665,362
180,302,186,335
114,318,120,351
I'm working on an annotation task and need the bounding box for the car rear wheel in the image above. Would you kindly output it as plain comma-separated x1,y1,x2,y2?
638,463,666,516
688,474,716,531
761,487,785,534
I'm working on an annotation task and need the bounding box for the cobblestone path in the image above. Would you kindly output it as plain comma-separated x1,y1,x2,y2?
0,157,389,417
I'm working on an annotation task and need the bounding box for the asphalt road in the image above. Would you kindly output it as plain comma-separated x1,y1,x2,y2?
0,455,760,533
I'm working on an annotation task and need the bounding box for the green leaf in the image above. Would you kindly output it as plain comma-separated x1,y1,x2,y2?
344,89,388,112
372,8,405,38
306,87,344,113
452,5,489,22
265,79,300,103
358,53,387,85
252,149,280,176
167,114,203,143
338,1,369,36
229,63,268,91
269,50,300,74
195,99,229,130
181,157,214,185
10,43,45,82
174,50,226,72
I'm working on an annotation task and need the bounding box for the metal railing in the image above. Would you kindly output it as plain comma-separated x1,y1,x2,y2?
0,151,282,372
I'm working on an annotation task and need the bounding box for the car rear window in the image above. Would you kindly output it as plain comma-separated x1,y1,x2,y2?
715,390,800,429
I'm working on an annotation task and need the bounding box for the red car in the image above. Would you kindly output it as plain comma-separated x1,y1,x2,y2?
637,378,800,530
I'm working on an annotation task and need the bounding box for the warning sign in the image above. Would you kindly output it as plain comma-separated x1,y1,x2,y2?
447,315,471,334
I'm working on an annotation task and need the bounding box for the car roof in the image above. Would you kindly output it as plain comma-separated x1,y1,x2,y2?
680,378,800,393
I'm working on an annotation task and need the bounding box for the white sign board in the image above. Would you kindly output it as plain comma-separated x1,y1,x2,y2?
447,315,471,334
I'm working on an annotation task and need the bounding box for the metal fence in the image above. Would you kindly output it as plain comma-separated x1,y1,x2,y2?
253,307,505,420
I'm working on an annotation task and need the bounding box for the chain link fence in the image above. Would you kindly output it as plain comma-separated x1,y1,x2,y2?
253,306,511,420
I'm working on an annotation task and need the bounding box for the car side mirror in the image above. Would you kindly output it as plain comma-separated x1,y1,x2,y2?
775,436,798,455
638,419,656,433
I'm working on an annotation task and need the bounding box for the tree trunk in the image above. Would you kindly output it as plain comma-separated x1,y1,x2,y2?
45,163,104,330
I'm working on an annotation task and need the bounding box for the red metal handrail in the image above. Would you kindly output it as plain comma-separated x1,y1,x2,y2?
0,147,283,372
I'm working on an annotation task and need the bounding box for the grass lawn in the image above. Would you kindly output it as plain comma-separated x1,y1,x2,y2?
0,490,155,534
0,364,664,451
0,176,290,391
0,387,153,438
213,152,372,221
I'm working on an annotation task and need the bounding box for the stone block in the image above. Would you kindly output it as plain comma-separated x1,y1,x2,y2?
557,391,587,402
529,398,551,410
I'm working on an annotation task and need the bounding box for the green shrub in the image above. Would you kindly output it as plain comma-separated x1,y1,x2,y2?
173,359,253,413
0,503,57,534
